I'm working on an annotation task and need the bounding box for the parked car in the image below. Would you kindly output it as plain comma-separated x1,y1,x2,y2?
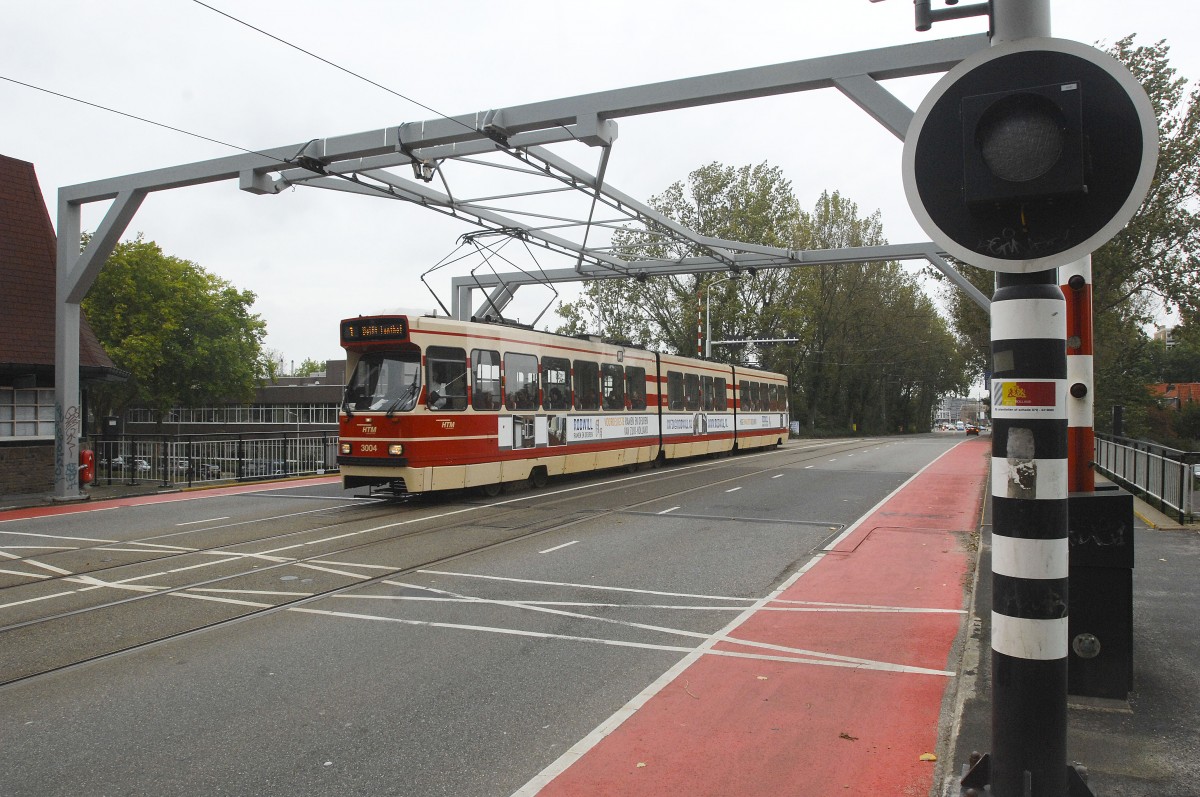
198,463,222,477
133,458,151,473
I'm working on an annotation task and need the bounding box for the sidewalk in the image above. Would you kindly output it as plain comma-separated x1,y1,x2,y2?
1,473,335,514
944,492,1200,796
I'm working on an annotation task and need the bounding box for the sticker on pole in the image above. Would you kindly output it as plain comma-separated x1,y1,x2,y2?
992,380,1063,417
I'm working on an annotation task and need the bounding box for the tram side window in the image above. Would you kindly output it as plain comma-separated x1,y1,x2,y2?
752,382,763,412
505,352,540,410
701,376,714,411
738,380,750,411
426,346,468,410
574,360,600,411
684,373,700,411
714,378,728,411
767,384,778,412
667,371,684,411
472,350,501,411
625,366,647,410
542,356,571,411
601,363,625,410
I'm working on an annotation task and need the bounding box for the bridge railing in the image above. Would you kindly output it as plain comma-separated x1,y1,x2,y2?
90,431,339,488
1094,432,1197,523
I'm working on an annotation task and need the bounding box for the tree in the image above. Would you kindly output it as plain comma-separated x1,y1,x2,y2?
293,358,327,377
556,162,800,353
81,235,269,424
557,166,971,434
1094,36,1200,319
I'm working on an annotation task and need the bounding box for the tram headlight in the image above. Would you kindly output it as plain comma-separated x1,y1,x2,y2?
388,444,404,456
340,443,351,455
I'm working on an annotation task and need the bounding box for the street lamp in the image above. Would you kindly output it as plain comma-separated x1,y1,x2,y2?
705,274,737,359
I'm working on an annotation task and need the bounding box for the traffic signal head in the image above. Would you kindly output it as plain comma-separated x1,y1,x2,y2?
903,38,1157,273
962,81,1086,208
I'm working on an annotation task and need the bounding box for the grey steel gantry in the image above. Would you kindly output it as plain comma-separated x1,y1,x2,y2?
52,33,990,499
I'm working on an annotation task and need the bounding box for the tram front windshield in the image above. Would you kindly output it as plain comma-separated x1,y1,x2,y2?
344,352,421,412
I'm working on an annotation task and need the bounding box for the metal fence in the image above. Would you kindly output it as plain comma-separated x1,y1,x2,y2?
1094,432,1198,523
91,431,339,488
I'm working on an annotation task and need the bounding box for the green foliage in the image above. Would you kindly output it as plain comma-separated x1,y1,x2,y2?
81,235,268,421
1095,36,1200,318
293,358,327,377
555,164,971,434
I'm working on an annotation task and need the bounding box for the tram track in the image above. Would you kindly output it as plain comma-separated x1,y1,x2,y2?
0,436,889,687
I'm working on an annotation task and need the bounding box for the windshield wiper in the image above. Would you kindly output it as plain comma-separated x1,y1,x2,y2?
386,377,421,419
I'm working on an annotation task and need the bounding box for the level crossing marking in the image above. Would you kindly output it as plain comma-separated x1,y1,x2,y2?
392,580,961,670
0,568,52,580
343,594,963,615
0,531,118,543
288,602,953,675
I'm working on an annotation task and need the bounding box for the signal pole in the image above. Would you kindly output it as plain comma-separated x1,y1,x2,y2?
976,8,1082,795
902,0,1156,791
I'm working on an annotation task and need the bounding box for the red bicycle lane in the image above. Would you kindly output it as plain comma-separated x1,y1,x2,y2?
525,437,990,797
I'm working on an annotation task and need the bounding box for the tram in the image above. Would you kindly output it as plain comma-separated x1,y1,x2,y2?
336,313,789,495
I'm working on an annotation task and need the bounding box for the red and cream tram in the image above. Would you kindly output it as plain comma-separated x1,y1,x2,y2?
337,314,789,495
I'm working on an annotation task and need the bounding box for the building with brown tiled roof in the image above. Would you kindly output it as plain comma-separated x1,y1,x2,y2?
1149,382,1200,408
1,154,125,497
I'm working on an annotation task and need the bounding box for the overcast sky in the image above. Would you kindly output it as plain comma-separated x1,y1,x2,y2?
3,1,1193,369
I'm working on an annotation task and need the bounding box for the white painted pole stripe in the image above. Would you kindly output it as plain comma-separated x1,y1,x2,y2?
992,536,1068,580
992,612,1069,660
1065,354,1094,426
991,457,1069,500
990,298,1067,340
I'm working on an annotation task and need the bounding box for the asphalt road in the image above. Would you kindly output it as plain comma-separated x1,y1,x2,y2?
0,434,966,797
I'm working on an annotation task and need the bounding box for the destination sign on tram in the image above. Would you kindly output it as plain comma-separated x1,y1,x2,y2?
341,316,409,344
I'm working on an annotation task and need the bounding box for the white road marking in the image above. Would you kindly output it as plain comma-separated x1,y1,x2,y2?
171,593,273,608
539,541,580,554
417,570,754,602
0,546,77,551
0,568,51,580
288,604,951,675
657,506,680,514
175,517,230,526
